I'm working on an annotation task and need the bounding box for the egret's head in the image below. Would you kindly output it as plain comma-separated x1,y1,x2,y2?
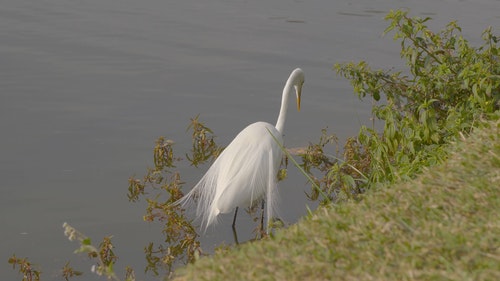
290,68,305,111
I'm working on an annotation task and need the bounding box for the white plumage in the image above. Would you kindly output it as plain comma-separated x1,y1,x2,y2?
175,68,305,233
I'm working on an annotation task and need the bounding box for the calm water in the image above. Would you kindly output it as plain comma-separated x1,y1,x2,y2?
1,0,498,280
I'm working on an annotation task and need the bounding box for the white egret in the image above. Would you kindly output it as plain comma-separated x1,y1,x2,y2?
175,68,305,234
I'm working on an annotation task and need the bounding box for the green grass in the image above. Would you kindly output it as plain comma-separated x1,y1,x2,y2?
173,119,500,281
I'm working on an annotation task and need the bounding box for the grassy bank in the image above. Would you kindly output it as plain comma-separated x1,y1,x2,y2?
173,118,500,280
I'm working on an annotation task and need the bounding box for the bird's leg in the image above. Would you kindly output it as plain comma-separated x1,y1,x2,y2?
260,199,265,237
232,224,240,245
232,207,239,229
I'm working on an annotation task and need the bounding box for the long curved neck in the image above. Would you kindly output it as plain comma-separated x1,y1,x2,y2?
275,79,294,134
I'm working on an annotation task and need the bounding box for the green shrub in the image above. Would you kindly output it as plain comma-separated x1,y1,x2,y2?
305,10,499,203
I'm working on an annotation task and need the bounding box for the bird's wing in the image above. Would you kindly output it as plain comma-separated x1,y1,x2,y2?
174,122,283,231
215,122,282,213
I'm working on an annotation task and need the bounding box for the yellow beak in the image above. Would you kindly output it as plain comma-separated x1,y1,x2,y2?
296,85,302,112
